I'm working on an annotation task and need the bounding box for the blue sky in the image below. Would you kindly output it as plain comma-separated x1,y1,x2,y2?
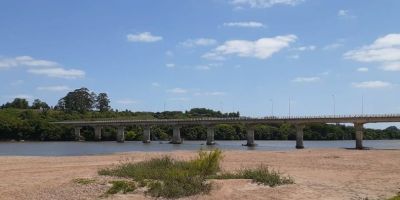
1,0,400,127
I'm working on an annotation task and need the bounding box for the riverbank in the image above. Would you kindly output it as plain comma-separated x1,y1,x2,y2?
0,149,399,199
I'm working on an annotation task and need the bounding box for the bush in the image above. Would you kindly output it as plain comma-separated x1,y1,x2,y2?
211,165,294,187
106,180,136,194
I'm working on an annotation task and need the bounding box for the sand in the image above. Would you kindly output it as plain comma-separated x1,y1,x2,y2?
0,149,399,200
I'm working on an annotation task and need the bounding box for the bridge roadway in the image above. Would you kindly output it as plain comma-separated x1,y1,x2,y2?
53,114,400,149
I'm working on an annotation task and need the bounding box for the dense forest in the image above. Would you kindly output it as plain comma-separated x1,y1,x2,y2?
1,87,400,141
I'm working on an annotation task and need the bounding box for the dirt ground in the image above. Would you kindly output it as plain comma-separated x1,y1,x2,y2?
0,149,399,200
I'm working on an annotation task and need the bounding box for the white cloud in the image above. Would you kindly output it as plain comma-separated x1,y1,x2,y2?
10,80,24,86
231,0,304,8
195,63,222,71
37,85,71,92
292,45,316,51
28,68,85,79
0,56,85,79
338,9,356,18
288,54,300,59
344,34,400,71
223,21,265,28
151,82,160,87
0,56,58,68
165,50,174,57
338,9,349,17
116,99,138,105
167,88,187,94
381,62,400,71
323,43,343,50
194,91,226,96
292,76,320,83
168,97,190,101
166,63,175,68
203,35,297,60
7,94,34,100
352,81,392,89
357,67,369,72
180,38,217,47
126,32,162,42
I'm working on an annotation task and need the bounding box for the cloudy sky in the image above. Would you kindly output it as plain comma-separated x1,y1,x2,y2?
1,0,400,127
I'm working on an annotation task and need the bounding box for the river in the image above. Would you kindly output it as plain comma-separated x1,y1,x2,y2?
0,140,399,156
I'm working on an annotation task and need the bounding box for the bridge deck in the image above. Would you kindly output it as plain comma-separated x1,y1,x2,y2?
52,114,400,126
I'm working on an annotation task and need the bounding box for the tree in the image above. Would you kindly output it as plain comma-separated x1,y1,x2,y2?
57,87,96,113
96,93,111,112
1,98,29,109
31,99,50,109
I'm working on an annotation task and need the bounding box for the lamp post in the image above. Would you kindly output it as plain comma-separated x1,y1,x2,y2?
288,97,291,117
332,94,336,116
269,99,274,116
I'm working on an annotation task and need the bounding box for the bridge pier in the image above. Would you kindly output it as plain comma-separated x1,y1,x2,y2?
295,124,305,149
143,126,151,143
354,123,364,149
74,127,82,141
245,126,256,146
117,126,125,143
171,126,182,144
94,126,102,141
206,126,215,145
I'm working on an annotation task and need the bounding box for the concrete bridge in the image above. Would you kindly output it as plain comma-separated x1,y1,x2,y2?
53,114,400,149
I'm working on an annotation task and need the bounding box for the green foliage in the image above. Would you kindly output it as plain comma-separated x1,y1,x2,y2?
96,93,111,112
1,98,29,109
73,178,95,185
99,149,222,198
106,180,136,194
211,165,294,187
387,192,400,200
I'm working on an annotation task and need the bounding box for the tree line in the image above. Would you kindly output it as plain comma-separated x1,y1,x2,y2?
0,87,400,141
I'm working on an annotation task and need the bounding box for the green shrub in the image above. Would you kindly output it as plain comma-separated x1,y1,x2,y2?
106,180,136,194
211,165,294,187
73,178,95,185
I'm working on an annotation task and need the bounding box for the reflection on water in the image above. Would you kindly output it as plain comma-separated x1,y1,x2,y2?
0,140,399,156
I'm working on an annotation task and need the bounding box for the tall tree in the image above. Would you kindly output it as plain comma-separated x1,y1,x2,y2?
1,98,29,109
57,87,96,113
96,93,111,112
31,99,49,109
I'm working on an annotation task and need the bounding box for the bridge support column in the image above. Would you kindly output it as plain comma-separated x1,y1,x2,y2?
74,127,82,141
245,126,256,147
143,126,151,143
171,126,182,144
295,124,305,149
354,123,364,149
206,126,215,145
117,126,125,143
94,126,102,141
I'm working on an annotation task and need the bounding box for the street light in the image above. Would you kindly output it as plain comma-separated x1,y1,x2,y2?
269,99,274,116
332,94,336,116
288,97,291,117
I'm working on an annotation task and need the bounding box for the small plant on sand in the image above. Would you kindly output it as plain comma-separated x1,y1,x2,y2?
210,165,294,187
73,178,96,185
99,149,293,199
106,180,136,194
387,192,400,200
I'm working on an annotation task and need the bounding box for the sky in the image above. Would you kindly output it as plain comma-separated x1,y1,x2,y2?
1,0,400,128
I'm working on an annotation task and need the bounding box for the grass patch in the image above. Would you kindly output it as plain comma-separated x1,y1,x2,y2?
210,165,294,187
73,178,95,185
106,180,136,194
99,149,293,198
387,193,400,200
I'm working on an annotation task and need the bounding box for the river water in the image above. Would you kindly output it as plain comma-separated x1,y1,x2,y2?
0,140,399,156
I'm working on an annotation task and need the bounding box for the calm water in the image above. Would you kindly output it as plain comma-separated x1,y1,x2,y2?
0,140,399,156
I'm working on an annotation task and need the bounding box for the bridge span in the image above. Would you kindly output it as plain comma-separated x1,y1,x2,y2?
53,114,400,149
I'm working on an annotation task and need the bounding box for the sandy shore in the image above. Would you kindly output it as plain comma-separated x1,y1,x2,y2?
0,149,399,200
